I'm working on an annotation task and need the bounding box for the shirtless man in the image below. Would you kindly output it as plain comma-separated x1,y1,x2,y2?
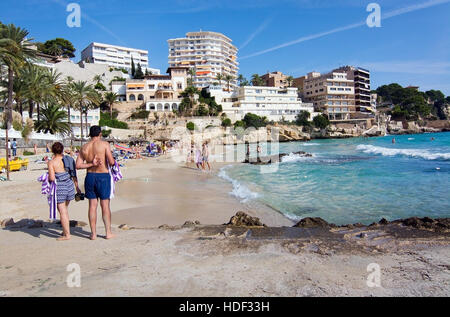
76,126,116,240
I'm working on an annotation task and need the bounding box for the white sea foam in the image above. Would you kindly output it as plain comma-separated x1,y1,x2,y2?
301,143,320,146
281,152,314,163
357,144,450,160
218,167,260,203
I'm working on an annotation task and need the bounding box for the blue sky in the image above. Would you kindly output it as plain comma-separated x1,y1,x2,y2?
1,0,449,95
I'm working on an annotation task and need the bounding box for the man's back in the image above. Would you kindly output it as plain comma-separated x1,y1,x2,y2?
81,139,110,173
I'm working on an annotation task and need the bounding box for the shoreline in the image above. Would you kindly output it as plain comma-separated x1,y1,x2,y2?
1,145,449,297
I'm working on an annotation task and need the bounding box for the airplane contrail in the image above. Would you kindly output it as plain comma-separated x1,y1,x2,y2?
239,17,273,50
51,0,128,47
240,0,450,60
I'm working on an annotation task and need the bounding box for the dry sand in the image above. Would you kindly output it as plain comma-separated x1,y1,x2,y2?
0,155,449,297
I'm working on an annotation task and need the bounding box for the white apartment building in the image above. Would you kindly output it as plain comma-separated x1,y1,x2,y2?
208,86,316,123
168,31,239,89
81,42,160,75
302,71,356,121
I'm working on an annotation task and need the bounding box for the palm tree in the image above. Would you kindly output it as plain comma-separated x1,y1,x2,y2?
180,86,198,116
93,74,103,85
104,92,118,118
286,76,294,87
60,81,77,146
0,23,35,180
72,81,99,143
251,74,264,86
216,74,223,89
34,103,71,135
187,68,196,87
224,74,233,92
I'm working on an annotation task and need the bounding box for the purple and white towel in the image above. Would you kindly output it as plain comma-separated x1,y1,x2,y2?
109,161,123,199
37,173,57,220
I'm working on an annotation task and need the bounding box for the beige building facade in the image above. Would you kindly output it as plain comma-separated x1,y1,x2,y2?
302,71,356,121
122,67,188,112
261,71,289,88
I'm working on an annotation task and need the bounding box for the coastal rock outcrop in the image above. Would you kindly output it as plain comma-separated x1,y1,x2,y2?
244,151,312,165
227,212,265,227
293,217,335,229
1,218,14,228
392,217,450,232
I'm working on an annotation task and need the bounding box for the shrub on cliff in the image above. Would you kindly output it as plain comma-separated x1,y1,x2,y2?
313,114,330,129
186,122,195,131
99,112,128,129
243,113,267,128
295,110,311,127
221,118,232,127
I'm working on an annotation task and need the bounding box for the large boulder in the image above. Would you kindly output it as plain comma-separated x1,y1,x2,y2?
227,212,265,227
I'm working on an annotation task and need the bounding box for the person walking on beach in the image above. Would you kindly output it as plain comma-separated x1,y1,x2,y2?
76,126,116,240
47,142,77,241
202,141,211,171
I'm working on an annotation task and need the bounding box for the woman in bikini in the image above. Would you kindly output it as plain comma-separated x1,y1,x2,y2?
47,142,76,241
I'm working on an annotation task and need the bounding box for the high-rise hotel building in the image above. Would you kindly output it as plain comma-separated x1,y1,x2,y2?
81,42,160,74
167,31,239,89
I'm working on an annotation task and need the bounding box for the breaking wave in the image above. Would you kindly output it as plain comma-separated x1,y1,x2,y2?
357,145,450,161
218,167,260,203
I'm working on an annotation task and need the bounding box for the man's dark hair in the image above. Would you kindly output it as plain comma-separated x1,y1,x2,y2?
89,125,102,138
52,142,64,155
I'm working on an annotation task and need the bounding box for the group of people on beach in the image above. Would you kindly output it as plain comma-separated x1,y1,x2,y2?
188,141,211,171
44,126,116,241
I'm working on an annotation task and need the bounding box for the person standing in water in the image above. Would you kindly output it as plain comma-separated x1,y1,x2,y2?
76,126,116,240
47,142,78,241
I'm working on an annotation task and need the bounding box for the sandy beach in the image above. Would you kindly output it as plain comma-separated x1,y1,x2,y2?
1,155,449,297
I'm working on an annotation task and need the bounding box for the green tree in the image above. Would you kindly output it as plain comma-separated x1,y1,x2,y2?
104,92,119,118
34,104,71,135
243,113,267,128
233,120,246,129
72,81,100,142
131,57,136,77
187,68,196,87
134,63,144,79
216,73,223,88
286,76,294,87
251,74,264,86
224,74,233,91
295,110,311,126
313,114,330,129
39,38,76,58
0,23,35,180
221,118,232,127
237,74,248,87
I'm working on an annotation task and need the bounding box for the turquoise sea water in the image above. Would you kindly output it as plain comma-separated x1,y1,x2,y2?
219,132,450,225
